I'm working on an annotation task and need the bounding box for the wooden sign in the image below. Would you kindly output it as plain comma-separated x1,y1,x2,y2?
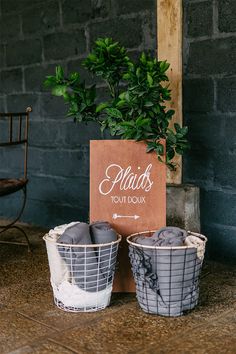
90,140,166,292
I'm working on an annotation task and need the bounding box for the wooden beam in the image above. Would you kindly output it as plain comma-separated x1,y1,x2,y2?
157,0,182,184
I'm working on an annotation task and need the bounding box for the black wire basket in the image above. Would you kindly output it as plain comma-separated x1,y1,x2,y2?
127,230,207,317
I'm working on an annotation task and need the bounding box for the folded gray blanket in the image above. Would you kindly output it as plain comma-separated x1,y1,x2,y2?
90,221,117,283
58,222,91,245
134,227,187,247
90,221,117,244
58,221,117,292
129,227,203,316
90,221,117,276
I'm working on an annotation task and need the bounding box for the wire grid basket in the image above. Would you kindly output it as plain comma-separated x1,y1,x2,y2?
43,234,121,312
127,231,207,317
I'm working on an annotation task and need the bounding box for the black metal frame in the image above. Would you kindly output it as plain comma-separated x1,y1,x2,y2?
0,107,32,251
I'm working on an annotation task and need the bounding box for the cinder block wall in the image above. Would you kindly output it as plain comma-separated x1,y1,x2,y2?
183,0,236,261
0,0,156,227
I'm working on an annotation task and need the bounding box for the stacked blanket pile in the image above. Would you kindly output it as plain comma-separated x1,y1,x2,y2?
44,221,118,310
128,227,206,317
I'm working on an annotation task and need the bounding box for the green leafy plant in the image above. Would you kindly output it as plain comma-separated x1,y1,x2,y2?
44,37,189,170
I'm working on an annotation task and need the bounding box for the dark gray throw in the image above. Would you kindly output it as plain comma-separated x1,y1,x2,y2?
90,221,117,244
58,222,91,245
90,221,117,285
129,227,203,316
58,222,117,292
134,227,187,247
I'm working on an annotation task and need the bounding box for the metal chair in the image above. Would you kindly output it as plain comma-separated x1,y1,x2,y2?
0,107,32,251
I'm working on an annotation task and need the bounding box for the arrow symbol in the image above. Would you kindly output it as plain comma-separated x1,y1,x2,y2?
112,213,140,220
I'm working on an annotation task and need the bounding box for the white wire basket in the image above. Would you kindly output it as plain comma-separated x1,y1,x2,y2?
127,230,207,317
43,233,121,312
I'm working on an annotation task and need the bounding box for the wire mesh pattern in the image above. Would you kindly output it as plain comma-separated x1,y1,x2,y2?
127,231,207,317
44,234,121,312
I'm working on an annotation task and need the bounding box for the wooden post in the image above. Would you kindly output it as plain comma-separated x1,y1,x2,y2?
157,0,182,184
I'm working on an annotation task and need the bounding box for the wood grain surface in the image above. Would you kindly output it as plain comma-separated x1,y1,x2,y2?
90,140,166,291
157,0,183,184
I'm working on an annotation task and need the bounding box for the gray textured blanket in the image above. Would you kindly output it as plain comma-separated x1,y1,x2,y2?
134,227,186,249
129,227,203,316
90,221,117,279
58,221,117,292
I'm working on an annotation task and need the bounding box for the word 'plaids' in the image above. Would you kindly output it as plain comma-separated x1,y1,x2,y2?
98,164,153,195
90,140,166,236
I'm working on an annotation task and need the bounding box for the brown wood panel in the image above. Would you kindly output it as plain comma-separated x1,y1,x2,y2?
90,140,166,292
157,0,182,183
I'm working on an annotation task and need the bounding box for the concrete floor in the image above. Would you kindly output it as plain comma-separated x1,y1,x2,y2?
0,223,236,354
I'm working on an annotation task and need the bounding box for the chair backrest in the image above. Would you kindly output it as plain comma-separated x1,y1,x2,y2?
0,107,32,179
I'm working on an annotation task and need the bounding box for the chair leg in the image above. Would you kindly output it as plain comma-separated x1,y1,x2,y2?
0,187,32,252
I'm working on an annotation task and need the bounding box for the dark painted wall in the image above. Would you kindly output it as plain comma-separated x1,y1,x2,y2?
183,0,236,261
0,0,156,227
1,0,235,262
